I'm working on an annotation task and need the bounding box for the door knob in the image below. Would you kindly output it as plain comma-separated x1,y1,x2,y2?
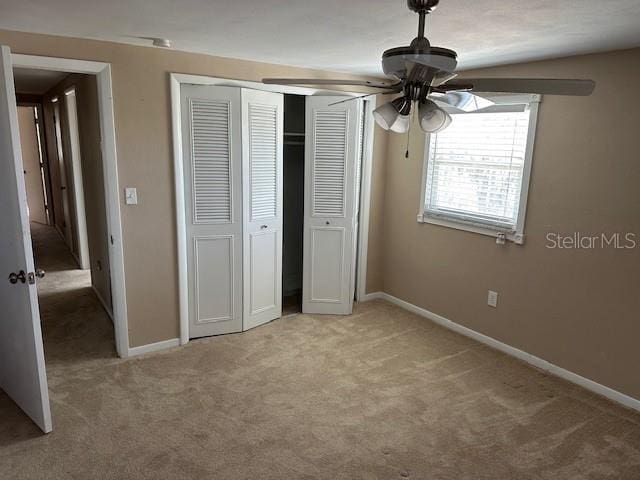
36,269,46,279
8,270,26,284
260,225,268,229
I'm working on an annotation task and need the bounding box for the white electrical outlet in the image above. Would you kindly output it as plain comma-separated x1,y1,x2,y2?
487,290,498,308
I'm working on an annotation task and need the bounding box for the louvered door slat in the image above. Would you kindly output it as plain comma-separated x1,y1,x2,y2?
312,110,348,217
249,104,278,220
190,99,232,223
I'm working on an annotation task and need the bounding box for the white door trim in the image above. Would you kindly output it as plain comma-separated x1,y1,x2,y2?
170,73,376,345
62,88,91,270
12,54,129,358
355,98,376,302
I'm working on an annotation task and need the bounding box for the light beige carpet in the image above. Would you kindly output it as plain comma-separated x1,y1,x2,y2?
1,226,639,479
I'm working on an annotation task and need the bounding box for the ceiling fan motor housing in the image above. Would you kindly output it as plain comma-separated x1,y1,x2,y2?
381,47,457,83
382,0,457,89
407,0,440,14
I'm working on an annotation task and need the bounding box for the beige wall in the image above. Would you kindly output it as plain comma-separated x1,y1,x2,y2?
375,48,640,400
16,106,47,225
72,75,112,311
364,123,389,293
0,29,385,347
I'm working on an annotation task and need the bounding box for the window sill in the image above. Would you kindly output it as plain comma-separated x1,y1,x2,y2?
417,213,525,245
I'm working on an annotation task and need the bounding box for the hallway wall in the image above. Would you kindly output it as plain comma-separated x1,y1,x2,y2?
16,105,47,225
42,74,112,315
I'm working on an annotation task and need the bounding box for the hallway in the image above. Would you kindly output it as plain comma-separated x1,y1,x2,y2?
31,223,116,369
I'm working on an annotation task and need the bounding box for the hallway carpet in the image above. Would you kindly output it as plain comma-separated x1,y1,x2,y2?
1,230,639,479
29,224,117,370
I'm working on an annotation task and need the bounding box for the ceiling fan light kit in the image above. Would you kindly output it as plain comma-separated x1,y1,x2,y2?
419,99,452,133
372,97,412,133
263,0,595,135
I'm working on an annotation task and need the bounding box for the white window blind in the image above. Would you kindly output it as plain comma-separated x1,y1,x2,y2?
424,105,533,231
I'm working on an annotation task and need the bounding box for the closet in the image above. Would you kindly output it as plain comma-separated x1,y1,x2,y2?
180,84,364,339
282,94,305,315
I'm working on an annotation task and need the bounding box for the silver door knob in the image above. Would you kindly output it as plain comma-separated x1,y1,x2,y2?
36,269,46,279
8,270,26,284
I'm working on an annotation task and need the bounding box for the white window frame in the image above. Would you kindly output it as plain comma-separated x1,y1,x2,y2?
417,93,541,245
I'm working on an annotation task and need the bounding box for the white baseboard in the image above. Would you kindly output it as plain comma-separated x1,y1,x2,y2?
359,291,385,302
127,338,180,358
91,285,114,322
364,291,640,412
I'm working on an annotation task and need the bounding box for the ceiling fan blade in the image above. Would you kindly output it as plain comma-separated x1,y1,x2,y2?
430,91,494,112
328,89,402,107
262,78,400,89
441,78,596,96
431,72,458,87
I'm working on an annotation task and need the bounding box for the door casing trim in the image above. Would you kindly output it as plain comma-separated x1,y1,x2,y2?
12,53,129,358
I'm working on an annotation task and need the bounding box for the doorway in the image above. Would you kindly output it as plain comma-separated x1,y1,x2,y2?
282,94,305,316
16,104,50,226
13,69,117,359
10,54,128,359
171,75,376,344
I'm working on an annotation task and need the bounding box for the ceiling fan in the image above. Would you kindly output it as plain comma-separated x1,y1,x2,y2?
263,0,595,134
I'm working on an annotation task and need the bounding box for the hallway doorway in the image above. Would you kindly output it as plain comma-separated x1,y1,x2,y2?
13,67,117,361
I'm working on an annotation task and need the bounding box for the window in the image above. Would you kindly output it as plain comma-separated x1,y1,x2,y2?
418,94,540,244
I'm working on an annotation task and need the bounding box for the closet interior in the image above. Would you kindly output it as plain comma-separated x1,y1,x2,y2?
282,94,305,316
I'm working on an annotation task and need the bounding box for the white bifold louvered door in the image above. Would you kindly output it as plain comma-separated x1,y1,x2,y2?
241,89,283,330
181,85,243,338
303,96,363,314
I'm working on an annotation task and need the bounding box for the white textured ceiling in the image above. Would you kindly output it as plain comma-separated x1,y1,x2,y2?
1,0,640,75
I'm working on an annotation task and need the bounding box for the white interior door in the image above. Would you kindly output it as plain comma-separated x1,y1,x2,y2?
182,84,243,338
0,45,52,433
302,96,362,315
241,89,283,330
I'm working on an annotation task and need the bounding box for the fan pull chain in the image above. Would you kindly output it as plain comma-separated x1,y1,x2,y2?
405,103,416,159
405,130,410,159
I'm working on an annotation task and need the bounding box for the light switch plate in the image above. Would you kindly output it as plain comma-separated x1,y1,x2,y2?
487,290,498,308
125,187,138,205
